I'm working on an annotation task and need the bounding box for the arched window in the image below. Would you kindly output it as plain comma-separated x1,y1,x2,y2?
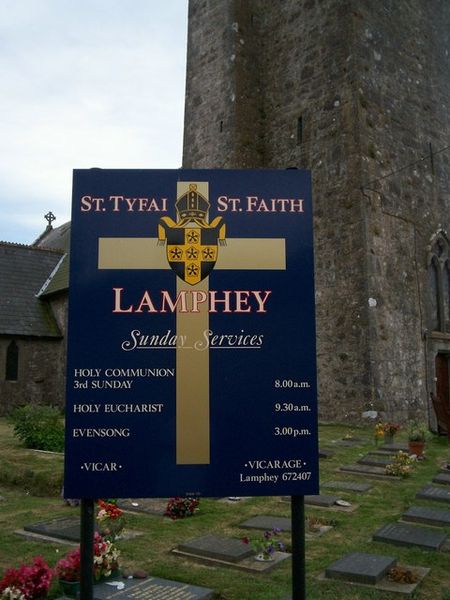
428,257,439,331
428,232,450,333
5,340,19,381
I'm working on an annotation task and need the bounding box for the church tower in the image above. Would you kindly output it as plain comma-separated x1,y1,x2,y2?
182,0,450,423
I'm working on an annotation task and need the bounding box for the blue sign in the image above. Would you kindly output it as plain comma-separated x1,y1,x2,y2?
64,169,318,498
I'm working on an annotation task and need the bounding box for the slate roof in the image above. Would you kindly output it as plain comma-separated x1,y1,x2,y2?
34,221,71,252
0,242,63,337
34,221,70,298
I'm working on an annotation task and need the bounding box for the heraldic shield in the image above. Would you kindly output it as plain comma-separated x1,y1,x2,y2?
159,222,225,285
158,184,226,286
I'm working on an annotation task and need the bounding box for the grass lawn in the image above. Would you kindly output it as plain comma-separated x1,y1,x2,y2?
1,418,450,599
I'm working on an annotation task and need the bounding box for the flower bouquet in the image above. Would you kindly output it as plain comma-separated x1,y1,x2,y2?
55,548,80,597
164,497,200,520
383,422,400,442
93,532,121,581
374,422,385,445
55,548,80,582
55,532,120,591
375,421,401,445
0,557,53,600
242,528,285,561
96,499,125,541
385,450,414,477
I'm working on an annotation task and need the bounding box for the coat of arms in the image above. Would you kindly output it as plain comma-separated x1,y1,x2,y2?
158,183,226,285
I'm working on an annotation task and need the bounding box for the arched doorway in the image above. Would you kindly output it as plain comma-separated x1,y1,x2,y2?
436,353,450,409
431,353,450,440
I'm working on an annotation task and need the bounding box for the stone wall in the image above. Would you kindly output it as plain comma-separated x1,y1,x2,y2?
353,1,450,421
0,292,68,415
183,0,450,422
0,336,65,415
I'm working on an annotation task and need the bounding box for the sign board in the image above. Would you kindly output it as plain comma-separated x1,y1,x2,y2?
64,169,318,498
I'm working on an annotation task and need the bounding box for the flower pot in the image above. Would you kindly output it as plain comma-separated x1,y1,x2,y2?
254,552,274,562
59,579,80,598
103,568,121,580
94,568,121,584
408,440,425,456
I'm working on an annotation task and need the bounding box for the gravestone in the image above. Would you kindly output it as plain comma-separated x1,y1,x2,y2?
117,498,167,515
416,485,450,504
432,472,450,486
377,443,409,453
339,464,392,478
337,438,368,447
325,552,396,584
90,575,214,600
24,516,83,543
217,496,252,503
357,454,392,467
20,515,140,545
304,494,340,507
322,481,372,493
403,506,450,527
319,448,335,458
173,533,290,573
177,534,254,563
240,515,291,532
373,522,447,550
321,553,430,595
370,450,397,456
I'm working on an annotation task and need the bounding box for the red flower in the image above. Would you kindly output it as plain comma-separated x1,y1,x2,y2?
164,497,200,520
55,548,81,582
0,557,53,599
97,499,123,520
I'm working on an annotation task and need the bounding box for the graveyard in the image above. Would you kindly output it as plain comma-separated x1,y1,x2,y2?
1,419,450,599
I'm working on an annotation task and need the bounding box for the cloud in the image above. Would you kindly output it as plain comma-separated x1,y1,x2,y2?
0,0,188,243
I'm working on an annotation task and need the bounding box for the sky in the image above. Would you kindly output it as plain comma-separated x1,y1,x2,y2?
0,0,188,244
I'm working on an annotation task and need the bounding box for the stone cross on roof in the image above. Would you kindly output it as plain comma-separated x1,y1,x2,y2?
44,211,56,228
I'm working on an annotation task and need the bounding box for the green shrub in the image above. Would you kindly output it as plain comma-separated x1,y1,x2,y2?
10,404,64,452
442,589,450,600
0,462,63,495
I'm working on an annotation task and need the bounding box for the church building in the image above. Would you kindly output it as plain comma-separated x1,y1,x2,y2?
0,219,69,415
1,1,449,424
182,0,449,423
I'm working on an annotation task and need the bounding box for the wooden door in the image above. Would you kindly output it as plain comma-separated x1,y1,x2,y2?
432,354,450,439
436,353,450,407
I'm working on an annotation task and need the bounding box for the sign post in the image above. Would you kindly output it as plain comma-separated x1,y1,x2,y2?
291,496,306,600
65,169,318,597
79,499,94,600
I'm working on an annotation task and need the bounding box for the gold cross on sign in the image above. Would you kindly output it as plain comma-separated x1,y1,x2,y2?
98,182,286,465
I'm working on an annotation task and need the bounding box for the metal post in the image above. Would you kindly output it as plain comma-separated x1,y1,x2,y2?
80,498,94,600
291,495,306,600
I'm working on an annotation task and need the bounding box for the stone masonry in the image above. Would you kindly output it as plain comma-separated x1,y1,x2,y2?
0,337,65,413
182,0,450,422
